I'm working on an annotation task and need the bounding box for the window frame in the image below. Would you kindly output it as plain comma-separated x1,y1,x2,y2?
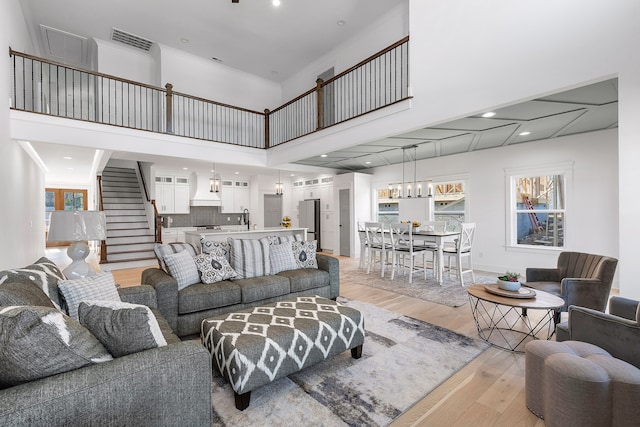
505,162,573,251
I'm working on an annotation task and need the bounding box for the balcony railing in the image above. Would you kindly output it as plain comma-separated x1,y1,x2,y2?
9,36,410,149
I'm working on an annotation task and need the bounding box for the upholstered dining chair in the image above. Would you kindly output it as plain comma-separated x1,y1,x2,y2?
523,251,618,319
442,222,476,286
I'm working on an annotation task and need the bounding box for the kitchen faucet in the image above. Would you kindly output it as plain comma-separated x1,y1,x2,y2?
243,208,250,230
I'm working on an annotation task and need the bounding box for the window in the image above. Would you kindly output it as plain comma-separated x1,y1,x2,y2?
433,180,466,232
376,188,398,226
506,163,571,248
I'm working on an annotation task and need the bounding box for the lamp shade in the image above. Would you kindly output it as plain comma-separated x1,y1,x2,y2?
48,210,107,242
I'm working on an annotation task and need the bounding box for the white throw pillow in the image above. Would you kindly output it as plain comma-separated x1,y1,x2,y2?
57,270,121,320
163,250,201,290
228,237,271,279
270,242,299,274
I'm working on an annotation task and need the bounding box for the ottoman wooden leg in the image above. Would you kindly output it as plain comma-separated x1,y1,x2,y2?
234,391,251,411
351,344,363,359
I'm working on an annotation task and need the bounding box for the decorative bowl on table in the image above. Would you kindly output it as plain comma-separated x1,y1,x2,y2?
496,272,521,291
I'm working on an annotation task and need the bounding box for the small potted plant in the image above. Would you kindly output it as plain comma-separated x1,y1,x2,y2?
497,271,521,291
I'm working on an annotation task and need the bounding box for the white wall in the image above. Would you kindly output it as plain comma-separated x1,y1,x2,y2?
281,2,409,102
94,39,156,85
158,44,281,112
1,0,46,269
370,129,619,281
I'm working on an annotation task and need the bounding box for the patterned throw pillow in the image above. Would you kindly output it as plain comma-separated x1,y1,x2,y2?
58,271,121,320
228,237,271,279
291,240,319,269
0,281,56,308
153,243,198,273
266,234,304,245
200,239,231,261
78,301,168,358
163,250,201,290
0,306,112,388
0,257,66,310
194,252,237,284
270,242,299,274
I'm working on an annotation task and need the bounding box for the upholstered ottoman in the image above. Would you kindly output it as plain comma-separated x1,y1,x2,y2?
525,340,640,426
201,296,365,410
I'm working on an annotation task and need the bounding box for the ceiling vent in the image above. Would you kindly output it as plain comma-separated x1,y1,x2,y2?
111,28,154,51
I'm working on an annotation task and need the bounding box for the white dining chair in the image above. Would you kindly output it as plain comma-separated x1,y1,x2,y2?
414,221,447,275
443,222,476,286
364,222,390,277
389,222,428,283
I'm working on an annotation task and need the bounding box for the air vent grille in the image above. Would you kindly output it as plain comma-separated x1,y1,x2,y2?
111,28,153,51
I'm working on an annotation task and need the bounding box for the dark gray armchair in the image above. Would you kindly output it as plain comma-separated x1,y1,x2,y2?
557,296,640,369
524,251,618,316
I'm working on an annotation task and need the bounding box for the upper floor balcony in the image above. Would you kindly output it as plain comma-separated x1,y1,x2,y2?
10,37,410,151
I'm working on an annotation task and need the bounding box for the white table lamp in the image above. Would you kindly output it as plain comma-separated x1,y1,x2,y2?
47,210,107,279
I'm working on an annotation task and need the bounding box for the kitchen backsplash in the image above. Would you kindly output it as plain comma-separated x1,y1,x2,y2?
161,206,248,227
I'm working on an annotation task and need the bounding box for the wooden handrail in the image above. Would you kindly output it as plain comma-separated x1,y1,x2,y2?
171,90,266,116
152,200,162,243
9,48,167,93
137,161,150,202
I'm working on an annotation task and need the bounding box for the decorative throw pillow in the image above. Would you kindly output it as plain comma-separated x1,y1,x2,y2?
78,301,168,358
194,252,237,284
266,234,304,245
163,250,201,290
0,305,112,388
270,242,299,274
228,237,271,279
0,257,66,310
291,240,319,269
153,242,198,273
58,271,121,320
200,239,231,261
0,281,56,308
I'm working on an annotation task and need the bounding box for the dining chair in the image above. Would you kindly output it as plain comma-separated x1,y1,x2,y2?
389,222,428,283
442,222,476,286
357,223,369,270
413,221,447,275
364,222,390,277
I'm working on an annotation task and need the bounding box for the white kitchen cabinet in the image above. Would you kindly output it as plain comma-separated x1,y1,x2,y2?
220,180,250,212
320,185,333,211
155,175,190,214
320,211,335,252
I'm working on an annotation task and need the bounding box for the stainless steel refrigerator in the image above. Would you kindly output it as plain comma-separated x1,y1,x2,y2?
298,199,321,250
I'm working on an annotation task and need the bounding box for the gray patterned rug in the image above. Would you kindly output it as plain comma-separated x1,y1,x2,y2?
341,263,499,307
210,297,490,426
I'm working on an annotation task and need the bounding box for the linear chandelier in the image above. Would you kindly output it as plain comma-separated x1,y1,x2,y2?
388,145,433,199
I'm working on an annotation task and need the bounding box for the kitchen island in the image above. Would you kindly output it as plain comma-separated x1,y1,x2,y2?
184,227,307,252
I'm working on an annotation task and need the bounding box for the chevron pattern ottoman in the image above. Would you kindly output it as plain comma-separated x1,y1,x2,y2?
201,296,365,410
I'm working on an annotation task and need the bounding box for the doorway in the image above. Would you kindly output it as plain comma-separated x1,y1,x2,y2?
45,188,88,246
339,189,350,256
264,194,283,228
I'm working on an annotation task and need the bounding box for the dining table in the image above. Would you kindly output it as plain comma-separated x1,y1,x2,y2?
412,230,461,284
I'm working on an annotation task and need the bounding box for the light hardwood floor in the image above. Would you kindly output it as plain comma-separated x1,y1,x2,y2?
51,249,545,426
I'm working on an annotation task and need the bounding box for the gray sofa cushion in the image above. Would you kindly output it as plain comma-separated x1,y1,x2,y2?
178,281,242,314
0,257,65,310
78,301,168,358
0,281,55,308
0,306,112,388
234,275,291,304
277,269,330,293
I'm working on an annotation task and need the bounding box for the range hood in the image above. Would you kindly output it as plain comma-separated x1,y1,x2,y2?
190,173,222,206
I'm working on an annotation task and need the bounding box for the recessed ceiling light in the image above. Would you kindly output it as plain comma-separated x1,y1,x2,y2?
337,20,346,26
183,167,188,170
481,112,496,118
64,156,72,160
519,131,531,136
365,161,372,165
67,167,74,170
290,174,295,177
272,0,281,6
234,171,239,175
180,38,189,44
320,154,328,158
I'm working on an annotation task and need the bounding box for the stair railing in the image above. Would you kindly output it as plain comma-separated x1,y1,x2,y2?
97,175,108,264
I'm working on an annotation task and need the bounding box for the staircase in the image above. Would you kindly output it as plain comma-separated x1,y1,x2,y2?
101,166,156,264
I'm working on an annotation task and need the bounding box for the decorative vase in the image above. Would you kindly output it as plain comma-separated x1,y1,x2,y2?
497,279,521,292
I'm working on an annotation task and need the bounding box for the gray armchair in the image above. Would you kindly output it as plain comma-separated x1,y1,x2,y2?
524,251,618,315
557,296,640,369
